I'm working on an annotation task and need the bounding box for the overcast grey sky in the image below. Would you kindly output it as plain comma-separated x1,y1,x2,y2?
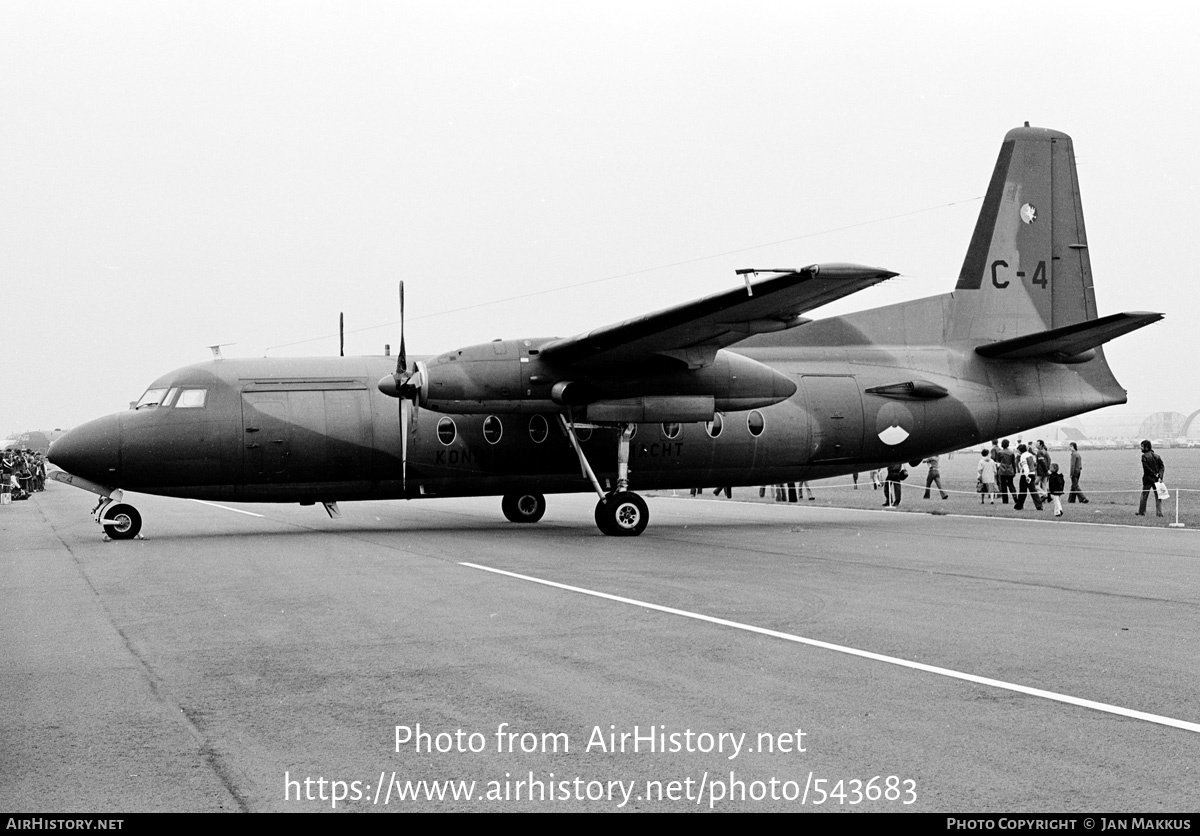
2,1,1197,434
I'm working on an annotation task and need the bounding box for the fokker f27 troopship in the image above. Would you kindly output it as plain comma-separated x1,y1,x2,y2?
49,126,1161,538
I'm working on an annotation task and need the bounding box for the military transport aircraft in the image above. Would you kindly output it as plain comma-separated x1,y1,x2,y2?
49,125,1161,538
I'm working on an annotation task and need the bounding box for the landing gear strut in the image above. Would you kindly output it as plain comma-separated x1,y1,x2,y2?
559,415,650,536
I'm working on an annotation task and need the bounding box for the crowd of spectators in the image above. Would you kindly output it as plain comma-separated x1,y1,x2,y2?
1,448,46,503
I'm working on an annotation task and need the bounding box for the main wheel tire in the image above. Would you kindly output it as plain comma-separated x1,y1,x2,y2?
502,492,546,523
102,503,142,540
595,498,615,535
597,491,648,537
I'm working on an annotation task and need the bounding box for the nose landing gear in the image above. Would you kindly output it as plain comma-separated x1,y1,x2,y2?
47,471,144,541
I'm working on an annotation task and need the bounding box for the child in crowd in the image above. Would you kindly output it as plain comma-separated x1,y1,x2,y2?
977,449,998,504
1048,462,1066,517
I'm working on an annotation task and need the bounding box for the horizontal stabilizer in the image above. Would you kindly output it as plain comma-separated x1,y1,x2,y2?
975,311,1162,360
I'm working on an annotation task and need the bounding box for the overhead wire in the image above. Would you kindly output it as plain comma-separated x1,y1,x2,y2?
265,195,983,353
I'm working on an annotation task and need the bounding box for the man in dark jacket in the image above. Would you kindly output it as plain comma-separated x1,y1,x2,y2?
884,462,906,507
1068,442,1089,503
1137,440,1166,517
994,439,1017,505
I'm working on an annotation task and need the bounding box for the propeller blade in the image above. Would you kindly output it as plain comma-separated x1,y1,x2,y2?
396,282,409,493
379,282,421,402
397,281,407,376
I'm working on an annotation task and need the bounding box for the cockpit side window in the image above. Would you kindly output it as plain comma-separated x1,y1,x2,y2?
134,388,168,410
176,389,208,408
162,388,179,407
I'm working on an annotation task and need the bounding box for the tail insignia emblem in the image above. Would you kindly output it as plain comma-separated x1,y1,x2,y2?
1020,203,1038,224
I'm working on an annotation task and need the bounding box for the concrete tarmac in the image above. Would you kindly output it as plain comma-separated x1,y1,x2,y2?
2,485,1198,812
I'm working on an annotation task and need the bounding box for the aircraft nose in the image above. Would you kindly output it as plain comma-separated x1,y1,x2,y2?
49,413,122,483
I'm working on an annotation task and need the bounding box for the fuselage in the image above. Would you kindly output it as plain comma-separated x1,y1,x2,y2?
49,305,1127,505
43,126,1156,541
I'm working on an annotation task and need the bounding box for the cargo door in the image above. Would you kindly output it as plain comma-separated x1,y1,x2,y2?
800,375,865,461
242,393,291,481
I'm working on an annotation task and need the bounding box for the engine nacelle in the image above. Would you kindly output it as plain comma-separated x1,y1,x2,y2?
388,338,798,419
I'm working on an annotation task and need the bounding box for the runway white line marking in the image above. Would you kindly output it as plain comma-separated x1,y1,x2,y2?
189,499,264,518
461,561,1200,735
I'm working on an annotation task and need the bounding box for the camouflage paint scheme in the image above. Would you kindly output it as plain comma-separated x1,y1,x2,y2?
50,127,1161,533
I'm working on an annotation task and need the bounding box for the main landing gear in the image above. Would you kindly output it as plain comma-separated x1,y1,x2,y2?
594,491,649,537
558,416,650,536
502,492,546,523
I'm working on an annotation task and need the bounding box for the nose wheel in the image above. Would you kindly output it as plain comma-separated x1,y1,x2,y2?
101,503,143,540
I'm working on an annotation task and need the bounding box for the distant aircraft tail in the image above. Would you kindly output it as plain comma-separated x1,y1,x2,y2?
948,125,1160,350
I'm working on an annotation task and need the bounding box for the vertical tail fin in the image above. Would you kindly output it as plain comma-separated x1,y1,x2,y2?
950,126,1098,342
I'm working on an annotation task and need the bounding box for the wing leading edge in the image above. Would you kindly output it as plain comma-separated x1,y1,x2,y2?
539,262,896,370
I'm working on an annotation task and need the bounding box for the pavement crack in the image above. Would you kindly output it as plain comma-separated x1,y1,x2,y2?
45,511,251,813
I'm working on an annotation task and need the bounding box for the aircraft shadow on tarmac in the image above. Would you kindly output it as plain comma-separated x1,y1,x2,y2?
92,507,885,546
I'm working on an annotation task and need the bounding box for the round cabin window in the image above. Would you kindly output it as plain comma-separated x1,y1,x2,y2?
483,415,503,445
529,415,549,444
706,413,723,438
747,410,765,437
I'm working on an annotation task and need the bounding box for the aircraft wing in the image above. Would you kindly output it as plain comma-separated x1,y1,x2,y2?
539,262,896,369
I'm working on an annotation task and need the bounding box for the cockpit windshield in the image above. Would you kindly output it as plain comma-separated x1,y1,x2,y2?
134,388,168,410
